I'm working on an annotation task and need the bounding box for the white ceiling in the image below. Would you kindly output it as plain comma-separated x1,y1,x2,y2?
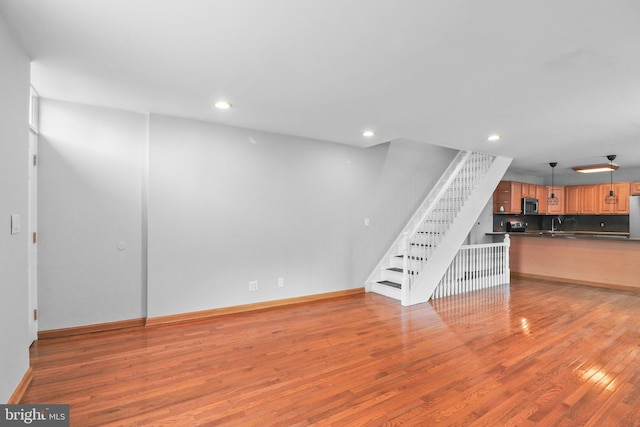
1,0,639,180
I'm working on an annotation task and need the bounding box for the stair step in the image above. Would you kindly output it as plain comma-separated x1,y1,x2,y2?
394,255,426,261
377,280,401,289
387,267,416,275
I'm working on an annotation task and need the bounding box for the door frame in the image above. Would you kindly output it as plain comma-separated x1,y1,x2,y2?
27,86,39,342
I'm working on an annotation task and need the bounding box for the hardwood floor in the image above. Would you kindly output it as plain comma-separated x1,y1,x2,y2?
22,277,640,426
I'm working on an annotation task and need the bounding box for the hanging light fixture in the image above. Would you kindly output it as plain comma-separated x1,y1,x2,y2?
605,154,618,204
547,162,559,205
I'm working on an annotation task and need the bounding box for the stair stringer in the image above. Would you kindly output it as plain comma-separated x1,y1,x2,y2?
403,155,512,306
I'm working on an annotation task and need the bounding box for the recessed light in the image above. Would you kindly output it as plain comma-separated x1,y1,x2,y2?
362,130,376,137
214,100,232,110
487,134,502,141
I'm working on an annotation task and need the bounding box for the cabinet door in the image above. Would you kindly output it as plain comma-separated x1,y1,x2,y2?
599,182,631,214
546,186,564,214
632,182,640,195
613,182,631,214
536,185,548,214
580,184,599,214
493,181,512,213
510,182,522,213
521,183,535,198
599,184,614,214
565,186,580,214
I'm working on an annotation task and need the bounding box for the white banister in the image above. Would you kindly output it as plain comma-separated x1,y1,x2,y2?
368,148,512,305
432,235,511,299
405,152,495,290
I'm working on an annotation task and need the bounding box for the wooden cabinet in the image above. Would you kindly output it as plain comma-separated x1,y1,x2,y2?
565,184,599,214
493,181,632,216
565,186,580,214
546,186,564,215
599,182,631,214
580,184,600,214
521,183,536,198
535,185,548,214
493,181,522,214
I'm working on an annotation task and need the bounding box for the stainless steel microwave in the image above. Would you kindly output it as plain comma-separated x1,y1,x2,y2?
522,197,539,215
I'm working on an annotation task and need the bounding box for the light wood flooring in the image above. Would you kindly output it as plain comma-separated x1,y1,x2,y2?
22,277,640,426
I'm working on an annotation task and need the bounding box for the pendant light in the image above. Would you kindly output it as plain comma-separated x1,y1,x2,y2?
604,154,618,204
547,162,559,205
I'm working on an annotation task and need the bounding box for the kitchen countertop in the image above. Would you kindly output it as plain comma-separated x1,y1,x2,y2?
487,230,640,242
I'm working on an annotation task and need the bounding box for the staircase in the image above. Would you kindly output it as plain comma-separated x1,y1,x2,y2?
368,150,512,306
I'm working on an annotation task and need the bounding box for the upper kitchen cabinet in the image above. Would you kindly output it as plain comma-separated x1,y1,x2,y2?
546,186,565,215
580,184,600,214
535,185,548,214
521,183,536,198
565,186,580,214
565,184,599,214
599,182,631,214
493,181,522,214
632,182,640,195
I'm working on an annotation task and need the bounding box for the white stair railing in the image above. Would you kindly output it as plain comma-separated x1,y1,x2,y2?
366,150,469,294
368,148,512,305
401,152,495,296
433,234,510,299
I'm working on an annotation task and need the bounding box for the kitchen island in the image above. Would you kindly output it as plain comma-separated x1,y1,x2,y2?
504,232,640,292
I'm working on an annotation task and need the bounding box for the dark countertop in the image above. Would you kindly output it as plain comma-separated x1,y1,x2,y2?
487,230,640,242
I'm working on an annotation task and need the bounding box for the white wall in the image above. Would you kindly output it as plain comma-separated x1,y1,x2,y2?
34,103,456,323
38,99,147,330
502,171,544,185
147,115,455,317
467,200,494,245
0,14,31,403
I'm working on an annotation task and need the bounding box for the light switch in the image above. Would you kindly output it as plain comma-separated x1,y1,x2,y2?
10,214,21,234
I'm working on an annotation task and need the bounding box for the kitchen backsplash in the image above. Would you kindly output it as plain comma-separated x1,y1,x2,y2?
493,214,629,233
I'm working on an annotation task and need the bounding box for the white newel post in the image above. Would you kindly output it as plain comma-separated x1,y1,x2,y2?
401,232,410,306
504,233,511,284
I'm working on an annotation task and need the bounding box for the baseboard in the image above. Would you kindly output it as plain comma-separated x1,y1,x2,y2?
8,367,32,404
38,318,146,340
511,272,640,293
146,288,365,327
36,289,366,338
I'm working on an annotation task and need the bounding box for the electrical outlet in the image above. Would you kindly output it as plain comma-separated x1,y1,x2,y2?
249,281,258,291
364,218,370,227
277,277,284,288
600,222,605,228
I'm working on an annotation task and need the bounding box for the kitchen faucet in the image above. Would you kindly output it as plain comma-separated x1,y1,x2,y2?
551,216,562,232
